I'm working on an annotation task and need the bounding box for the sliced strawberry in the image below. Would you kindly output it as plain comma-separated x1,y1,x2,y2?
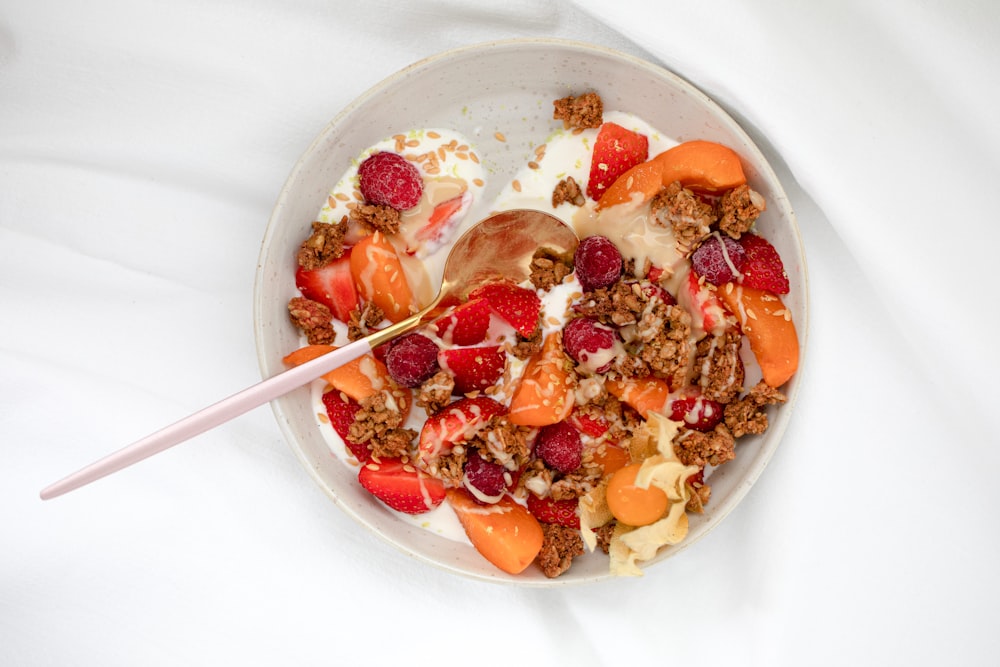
568,410,610,438
587,122,649,201
430,297,490,346
358,457,445,515
668,388,724,433
738,233,790,294
469,281,541,338
321,389,369,462
439,346,506,395
526,494,580,529
416,192,470,244
679,268,732,336
295,252,359,323
418,396,507,459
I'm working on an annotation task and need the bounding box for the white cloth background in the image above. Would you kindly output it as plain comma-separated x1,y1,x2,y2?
3,1,997,664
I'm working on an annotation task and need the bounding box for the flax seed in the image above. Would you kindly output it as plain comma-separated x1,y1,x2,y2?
494,131,507,142
512,179,522,193
426,131,441,139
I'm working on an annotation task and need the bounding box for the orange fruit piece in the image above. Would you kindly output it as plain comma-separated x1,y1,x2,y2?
283,344,411,419
589,443,630,477
596,140,748,211
447,488,544,575
507,331,575,426
717,283,799,388
605,375,671,419
607,462,669,527
652,140,747,194
350,231,415,322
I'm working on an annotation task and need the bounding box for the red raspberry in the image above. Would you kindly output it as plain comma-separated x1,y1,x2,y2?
691,234,747,286
534,421,583,474
574,235,623,291
668,388,724,432
562,317,618,373
384,333,439,387
463,449,507,500
357,152,423,210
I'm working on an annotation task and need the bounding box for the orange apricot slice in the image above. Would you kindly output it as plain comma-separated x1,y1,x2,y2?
283,344,411,418
507,331,575,427
652,140,747,194
606,462,669,527
350,231,415,322
596,140,748,211
447,488,544,575
605,375,671,419
717,283,799,388
589,443,630,477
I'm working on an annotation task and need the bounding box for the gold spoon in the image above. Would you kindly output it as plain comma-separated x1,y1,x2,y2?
40,209,578,500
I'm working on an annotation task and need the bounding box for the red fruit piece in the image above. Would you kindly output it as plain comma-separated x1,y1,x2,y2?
568,410,610,438
587,122,649,201
562,317,618,374
295,253,359,323
415,192,469,245
738,233,790,294
535,421,583,474
668,388,724,432
439,346,506,395
358,457,446,514
321,389,369,462
468,281,541,338
419,396,507,459
463,449,507,501
627,278,676,306
680,268,732,335
357,152,423,210
384,333,440,388
574,235,623,292
527,494,580,529
691,233,747,286
430,297,490,346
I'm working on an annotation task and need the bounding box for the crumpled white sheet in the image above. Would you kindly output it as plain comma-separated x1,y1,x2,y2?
2,1,997,665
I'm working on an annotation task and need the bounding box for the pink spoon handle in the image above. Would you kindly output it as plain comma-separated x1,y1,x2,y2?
39,339,373,500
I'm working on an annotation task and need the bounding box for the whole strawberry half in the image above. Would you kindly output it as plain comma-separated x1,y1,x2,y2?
738,233,789,294
430,297,491,346
526,494,580,529
587,122,649,201
418,395,507,459
469,281,541,338
295,253,359,323
358,457,445,515
321,389,369,462
439,346,506,395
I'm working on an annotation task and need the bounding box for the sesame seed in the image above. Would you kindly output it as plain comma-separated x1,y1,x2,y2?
494,132,507,142
427,131,441,139
512,180,522,192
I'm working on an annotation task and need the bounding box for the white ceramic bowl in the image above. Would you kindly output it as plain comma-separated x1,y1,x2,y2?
254,38,807,585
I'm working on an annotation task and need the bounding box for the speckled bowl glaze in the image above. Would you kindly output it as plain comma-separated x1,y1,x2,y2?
254,38,807,585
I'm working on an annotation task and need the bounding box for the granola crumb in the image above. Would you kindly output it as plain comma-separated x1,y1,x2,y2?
528,246,574,292
717,184,766,239
673,423,736,468
724,380,787,438
650,181,716,256
287,297,335,345
296,220,347,269
349,391,416,460
349,203,401,235
552,92,604,130
416,370,455,414
537,523,585,578
551,176,586,208
346,302,385,341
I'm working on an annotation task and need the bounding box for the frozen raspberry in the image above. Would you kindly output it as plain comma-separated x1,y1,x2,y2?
384,333,439,387
357,152,423,210
574,235,623,291
535,421,583,473
562,317,618,373
691,234,747,286
463,450,507,500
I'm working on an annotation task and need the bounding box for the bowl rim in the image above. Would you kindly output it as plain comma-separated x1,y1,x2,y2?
253,36,809,586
